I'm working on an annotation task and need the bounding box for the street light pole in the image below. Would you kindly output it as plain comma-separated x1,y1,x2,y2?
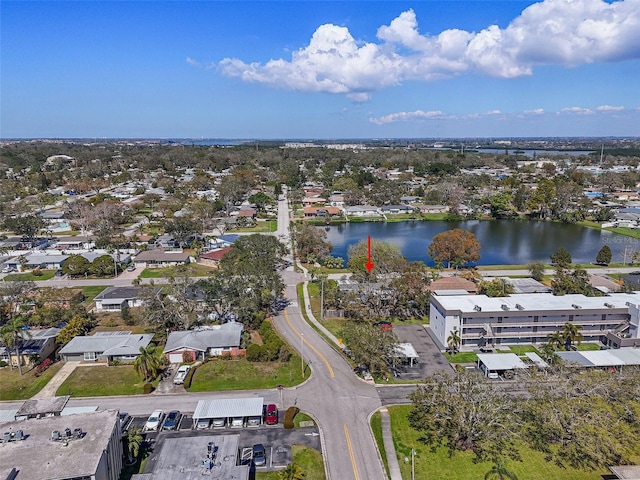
300,333,304,377
411,448,416,480
320,278,325,322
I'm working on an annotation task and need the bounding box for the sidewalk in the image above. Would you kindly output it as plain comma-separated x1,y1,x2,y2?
380,407,403,480
32,361,80,399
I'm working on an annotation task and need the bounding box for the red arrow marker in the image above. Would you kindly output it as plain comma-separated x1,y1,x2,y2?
365,235,374,272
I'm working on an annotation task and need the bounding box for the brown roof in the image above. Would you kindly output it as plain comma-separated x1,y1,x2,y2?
199,247,232,261
429,276,478,293
303,206,342,215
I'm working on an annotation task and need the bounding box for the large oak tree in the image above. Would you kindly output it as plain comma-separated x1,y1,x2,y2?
428,228,480,268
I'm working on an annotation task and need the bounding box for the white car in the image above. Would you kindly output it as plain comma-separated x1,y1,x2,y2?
173,365,191,385
144,410,164,431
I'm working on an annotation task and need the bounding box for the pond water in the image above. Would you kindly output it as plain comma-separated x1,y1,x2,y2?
321,220,639,266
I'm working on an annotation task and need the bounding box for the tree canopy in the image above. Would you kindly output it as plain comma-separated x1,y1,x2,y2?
428,228,481,268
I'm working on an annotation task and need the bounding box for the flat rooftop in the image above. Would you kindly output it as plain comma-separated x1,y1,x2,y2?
139,434,249,480
15,396,70,418
0,409,119,480
432,292,640,313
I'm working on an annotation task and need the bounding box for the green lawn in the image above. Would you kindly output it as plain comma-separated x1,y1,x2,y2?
56,365,157,397
577,343,602,351
187,357,305,391
370,412,389,478
0,361,63,401
374,405,612,480
444,351,478,363
81,285,108,303
140,263,215,279
256,445,325,480
5,270,56,281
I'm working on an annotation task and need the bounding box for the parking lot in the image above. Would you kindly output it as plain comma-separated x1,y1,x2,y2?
392,324,452,380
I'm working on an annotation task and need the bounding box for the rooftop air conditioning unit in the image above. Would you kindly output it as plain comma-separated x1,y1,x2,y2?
501,304,509,311
474,305,482,312
515,304,524,310
572,304,582,309
604,303,614,308
51,430,61,441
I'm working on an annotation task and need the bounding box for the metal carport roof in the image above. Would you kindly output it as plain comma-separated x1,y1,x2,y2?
477,353,528,371
193,397,263,419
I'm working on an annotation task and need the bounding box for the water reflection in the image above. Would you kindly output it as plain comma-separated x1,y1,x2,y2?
322,221,633,266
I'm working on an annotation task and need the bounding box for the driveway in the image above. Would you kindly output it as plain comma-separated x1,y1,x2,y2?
392,324,452,380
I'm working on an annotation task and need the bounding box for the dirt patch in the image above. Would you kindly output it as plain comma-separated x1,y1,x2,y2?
250,331,263,345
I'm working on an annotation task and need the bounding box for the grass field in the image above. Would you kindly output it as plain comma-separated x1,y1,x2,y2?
56,365,158,397
256,445,326,480
188,357,305,391
373,405,612,480
0,361,63,401
5,270,56,281
81,285,108,303
140,263,215,279
444,351,478,363
229,220,277,233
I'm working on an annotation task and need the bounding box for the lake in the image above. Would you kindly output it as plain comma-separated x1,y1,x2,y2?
321,220,639,266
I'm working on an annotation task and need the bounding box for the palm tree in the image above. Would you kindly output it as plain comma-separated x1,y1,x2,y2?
561,322,583,350
133,344,163,382
126,426,143,464
547,331,565,350
447,329,461,354
278,462,305,480
1,318,30,376
485,459,518,480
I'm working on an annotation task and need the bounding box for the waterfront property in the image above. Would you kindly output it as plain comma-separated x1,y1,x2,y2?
429,292,640,350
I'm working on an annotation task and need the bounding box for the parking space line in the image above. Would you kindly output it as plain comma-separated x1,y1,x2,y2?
284,309,334,378
343,423,360,480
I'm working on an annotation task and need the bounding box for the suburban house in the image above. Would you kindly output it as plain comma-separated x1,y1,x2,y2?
327,193,345,207
429,292,640,351
163,322,244,362
412,204,450,214
93,286,161,312
302,196,326,207
428,276,478,294
5,254,68,270
59,331,154,363
0,327,60,367
133,250,191,268
379,204,415,215
303,206,342,218
345,205,380,217
198,247,232,267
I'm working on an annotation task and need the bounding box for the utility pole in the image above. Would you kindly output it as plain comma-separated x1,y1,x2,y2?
320,278,325,322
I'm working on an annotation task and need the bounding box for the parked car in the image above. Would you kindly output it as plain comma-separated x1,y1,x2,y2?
196,418,211,430
54,269,64,277
253,444,266,466
144,410,164,431
230,417,244,428
212,418,226,428
126,264,136,272
118,412,131,432
247,416,261,427
163,410,181,430
1,266,16,274
173,365,191,385
265,404,278,425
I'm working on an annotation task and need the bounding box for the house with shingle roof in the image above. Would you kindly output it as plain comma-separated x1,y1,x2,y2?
93,286,161,312
59,331,154,363
163,322,244,362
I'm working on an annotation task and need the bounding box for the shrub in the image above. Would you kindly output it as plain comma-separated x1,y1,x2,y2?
182,351,195,364
32,267,43,277
182,365,196,389
284,406,299,429
143,383,154,394
34,358,53,377
246,344,265,362
0,360,8,367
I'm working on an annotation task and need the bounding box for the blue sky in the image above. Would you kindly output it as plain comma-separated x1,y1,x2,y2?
1,1,639,139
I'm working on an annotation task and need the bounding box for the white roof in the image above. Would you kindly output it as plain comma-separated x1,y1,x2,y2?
557,348,640,367
193,397,263,420
433,292,640,313
609,348,640,364
524,352,549,368
396,343,419,359
477,353,528,371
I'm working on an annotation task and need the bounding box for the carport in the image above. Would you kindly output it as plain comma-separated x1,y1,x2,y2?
396,343,419,367
192,397,264,428
477,353,528,378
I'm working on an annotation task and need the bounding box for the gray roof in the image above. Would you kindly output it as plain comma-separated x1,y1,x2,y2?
0,410,119,480
59,333,154,356
15,396,70,418
164,322,244,353
556,349,640,367
94,286,158,302
134,250,190,262
477,353,528,371
193,397,263,420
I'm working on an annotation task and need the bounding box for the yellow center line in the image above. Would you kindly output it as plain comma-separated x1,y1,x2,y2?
344,423,360,480
284,309,335,378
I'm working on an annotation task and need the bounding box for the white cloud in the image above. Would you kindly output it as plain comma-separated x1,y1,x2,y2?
186,57,201,67
597,104,625,111
524,108,545,115
218,1,640,98
369,109,445,125
560,106,595,115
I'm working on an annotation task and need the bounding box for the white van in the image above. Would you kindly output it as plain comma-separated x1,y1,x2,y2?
230,417,244,428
